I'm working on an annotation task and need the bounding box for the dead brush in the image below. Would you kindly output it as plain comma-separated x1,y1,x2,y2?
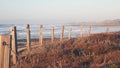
91,51,120,67
11,31,120,68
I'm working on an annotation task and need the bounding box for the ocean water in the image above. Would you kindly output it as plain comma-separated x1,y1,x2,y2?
0,24,120,40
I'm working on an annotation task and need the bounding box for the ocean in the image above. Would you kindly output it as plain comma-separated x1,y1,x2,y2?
0,24,120,40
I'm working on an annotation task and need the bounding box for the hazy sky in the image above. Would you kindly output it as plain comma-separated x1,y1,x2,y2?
0,0,120,24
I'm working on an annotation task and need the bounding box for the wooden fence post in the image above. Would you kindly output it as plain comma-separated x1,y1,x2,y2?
88,26,91,36
60,25,64,42
10,26,17,64
26,24,31,52
39,25,43,48
68,28,72,40
0,35,11,68
106,26,109,33
51,26,54,43
80,26,83,37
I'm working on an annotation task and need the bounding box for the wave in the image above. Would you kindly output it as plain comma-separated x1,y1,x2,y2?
0,24,120,39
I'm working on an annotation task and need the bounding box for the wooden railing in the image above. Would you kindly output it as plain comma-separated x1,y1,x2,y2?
0,24,112,68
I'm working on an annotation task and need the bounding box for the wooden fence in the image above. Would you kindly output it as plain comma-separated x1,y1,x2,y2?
0,24,111,68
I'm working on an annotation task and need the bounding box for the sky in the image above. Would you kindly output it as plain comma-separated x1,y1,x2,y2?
0,0,120,24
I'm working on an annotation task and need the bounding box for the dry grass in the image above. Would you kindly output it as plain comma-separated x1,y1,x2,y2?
11,31,120,68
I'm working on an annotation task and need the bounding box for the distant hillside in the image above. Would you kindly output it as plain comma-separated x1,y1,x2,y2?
69,19,120,26
102,19,120,25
